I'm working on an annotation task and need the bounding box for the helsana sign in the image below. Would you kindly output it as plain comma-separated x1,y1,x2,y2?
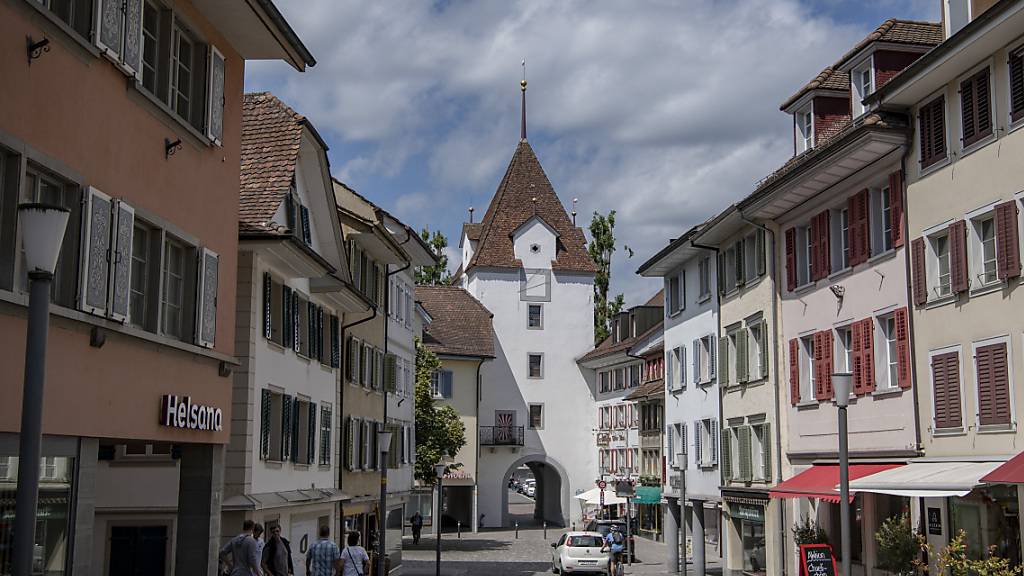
160,395,223,432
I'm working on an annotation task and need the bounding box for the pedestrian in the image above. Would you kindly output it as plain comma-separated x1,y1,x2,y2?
409,512,423,545
219,519,263,576
340,531,370,576
254,523,266,566
263,524,294,576
306,525,342,576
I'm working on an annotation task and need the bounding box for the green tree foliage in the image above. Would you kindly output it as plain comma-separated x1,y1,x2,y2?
416,227,452,285
588,210,626,344
414,338,466,485
875,513,918,576
792,517,829,545
917,530,1023,576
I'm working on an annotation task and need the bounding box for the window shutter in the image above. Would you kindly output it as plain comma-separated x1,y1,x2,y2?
756,229,766,277
811,210,831,281
976,70,992,140
710,418,719,465
961,75,977,145
813,331,830,401
785,227,797,291
894,308,912,389
300,205,312,244
693,420,702,465
330,315,340,368
860,318,875,393
95,0,124,58
736,330,748,383
888,170,905,248
306,301,315,358
734,240,745,287
949,220,969,293
789,338,800,405
912,237,928,306
717,252,726,296
932,352,963,429
345,337,355,382
385,353,398,393
708,336,717,380
761,423,772,482
822,330,834,398
281,395,293,461
263,273,273,339
852,321,865,395
345,418,355,470
317,307,325,362
680,346,687,389
81,187,113,316
977,343,1011,426
260,389,272,460
282,286,294,349
307,402,317,465
1011,51,1024,123
109,201,134,322
665,351,673,390
667,425,674,466
207,47,226,144
441,371,453,399
962,69,992,147
693,339,701,384
855,189,871,265
718,336,729,386
920,96,947,168
680,424,688,469
720,428,732,481
292,294,301,352
738,426,752,482
291,399,301,463
121,0,143,77
995,201,1021,280
760,320,769,380
320,406,331,466
197,248,218,348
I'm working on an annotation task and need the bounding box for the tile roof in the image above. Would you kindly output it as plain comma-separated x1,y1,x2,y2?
417,285,495,358
462,223,482,242
625,379,665,401
239,92,305,235
644,289,664,307
781,67,850,111
468,141,597,274
579,317,664,363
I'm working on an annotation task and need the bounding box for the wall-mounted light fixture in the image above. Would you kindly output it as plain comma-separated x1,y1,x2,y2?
165,138,182,159
27,36,50,65
89,326,106,348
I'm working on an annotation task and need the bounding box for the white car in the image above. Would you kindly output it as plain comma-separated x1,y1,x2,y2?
550,532,608,574
525,484,536,497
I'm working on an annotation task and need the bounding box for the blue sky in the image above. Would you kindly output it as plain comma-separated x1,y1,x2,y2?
246,0,938,304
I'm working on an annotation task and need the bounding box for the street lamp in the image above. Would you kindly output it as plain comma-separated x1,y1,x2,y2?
833,372,853,576
13,203,69,576
434,461,447,576
377,429,393,576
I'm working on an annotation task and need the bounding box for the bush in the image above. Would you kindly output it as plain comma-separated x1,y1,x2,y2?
875,513,917,576
919,530,1023,576
793,517,829,545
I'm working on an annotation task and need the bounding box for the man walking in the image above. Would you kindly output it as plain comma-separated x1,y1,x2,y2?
220,519,263,576
340,532,370,576
263,524,294,576
409,512,423,545
306,525,342,576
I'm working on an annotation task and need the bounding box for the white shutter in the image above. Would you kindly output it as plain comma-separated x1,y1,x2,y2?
122,0,143,77
666,351,673,390
711,418,720,465
667,425,674,465
680,346,687,388
207,46,226,144
109,201,134,322
95,0,124,59
693,339,700,383
197,248,219,347
708,335,717,380
80,187,113,316
693,420,702,466
410,422,417,463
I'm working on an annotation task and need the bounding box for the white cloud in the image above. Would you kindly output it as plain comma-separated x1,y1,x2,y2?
247,0,929,305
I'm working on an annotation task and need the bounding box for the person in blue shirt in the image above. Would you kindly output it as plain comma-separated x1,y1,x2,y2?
601,524,626,575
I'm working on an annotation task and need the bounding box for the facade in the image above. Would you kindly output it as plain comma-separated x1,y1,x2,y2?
0,1,312,574
692,207,787,576
866,0,1024,565
416,285,495,532
637,225,722,573
738,20,941,575
624,326,667,542
458,101,598,527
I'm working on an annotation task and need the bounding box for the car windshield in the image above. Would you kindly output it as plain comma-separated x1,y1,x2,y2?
566,536,604,548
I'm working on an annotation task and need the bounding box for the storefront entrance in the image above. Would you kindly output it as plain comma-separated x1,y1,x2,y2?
951,485,1021,566
733,503,767,575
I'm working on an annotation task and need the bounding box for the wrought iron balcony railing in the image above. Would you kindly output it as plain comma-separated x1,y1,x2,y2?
480,426,525,446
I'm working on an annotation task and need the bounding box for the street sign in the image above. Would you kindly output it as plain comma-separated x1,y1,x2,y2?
597,480,607,490
599,490,605,506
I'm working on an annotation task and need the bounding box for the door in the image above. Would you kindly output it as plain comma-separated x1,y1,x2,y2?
290,515,319,576
108,525,168,575
495,410,516,444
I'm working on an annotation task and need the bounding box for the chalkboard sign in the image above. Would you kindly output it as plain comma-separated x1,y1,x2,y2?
927,507,942,535
800,543,837,576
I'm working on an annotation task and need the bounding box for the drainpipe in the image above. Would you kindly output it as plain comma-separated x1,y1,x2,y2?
739,215,787,576
475,358,484,532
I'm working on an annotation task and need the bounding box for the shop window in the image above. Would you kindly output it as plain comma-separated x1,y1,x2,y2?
828,496,864,562
0,456,75,576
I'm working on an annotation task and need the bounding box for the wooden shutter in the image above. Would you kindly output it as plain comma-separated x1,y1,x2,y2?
995,201,1021,280
718,252,726,296
121,0,143,77
263,273,273,339
693,339,701,384
95,0,124,58
851,321,865,395
920,96,947,168
197,248,218,348
735,240,745,288
949,220,969,294
789,338,801,405
708,336,717,381
859,318,875,394
667,425,675,466
345,417,355,470
282,286,294,349
260,389,272,460
738,426,752,482
665,351,674,389
109,201,135,322
912,237,928,306
307,402,317,465
1011,51,1024,123
292,292,301,352
894,308,912,389
932,352,963,429
710,419,719,465
961,74,978,145
281,395,293,461
736,331,748,383
441,371,453,399
761,423,772,482
977,343,1011,426
961,69,992,148
330,316,340,368
207,46,226,144
756,229,766,277
889,170,905,248
81,187,113,316
693,420,703,465
785,227,798,291
385,354,398,393
814,331,834,400
720,428,731,481
851,189,870,265
300,205,312,244
811,210,831,281
760,320,769,380
718,336,730,386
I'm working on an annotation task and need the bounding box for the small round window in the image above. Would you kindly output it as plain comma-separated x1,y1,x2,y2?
530,243,541,254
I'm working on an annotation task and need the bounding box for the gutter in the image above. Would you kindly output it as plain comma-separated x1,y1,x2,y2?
252,0,317,68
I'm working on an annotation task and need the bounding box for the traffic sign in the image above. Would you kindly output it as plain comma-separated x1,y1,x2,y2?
597,480,607,490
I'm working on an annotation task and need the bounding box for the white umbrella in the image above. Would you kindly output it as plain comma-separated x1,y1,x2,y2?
574,487,627,506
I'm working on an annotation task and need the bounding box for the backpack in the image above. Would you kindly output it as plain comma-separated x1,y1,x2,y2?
611,531,624,545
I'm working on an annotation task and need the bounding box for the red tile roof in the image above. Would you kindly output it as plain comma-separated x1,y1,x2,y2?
625,379,665,401
417,285,495,358
781,67,850,111
468,141,597,274
239,92,305,235
462,223,482,242
579,318,664,363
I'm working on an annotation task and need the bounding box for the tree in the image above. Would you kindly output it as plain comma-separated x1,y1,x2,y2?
588,210,626,344
414,338,466,485
415,227,452,285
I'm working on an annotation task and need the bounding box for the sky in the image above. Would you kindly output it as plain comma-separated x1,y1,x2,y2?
245,0,939,306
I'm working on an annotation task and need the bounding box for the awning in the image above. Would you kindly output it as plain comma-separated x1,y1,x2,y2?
575,488,628,506
634,486,662,505
222,488,351,511
981,453,1024,484
769,464,904,503
849,461,1004,497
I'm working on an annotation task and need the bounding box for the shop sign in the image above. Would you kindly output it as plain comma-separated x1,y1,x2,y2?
799,543,837,576
161,395,223,432
615,479,635,498
732,503,764,522
927,507,942,535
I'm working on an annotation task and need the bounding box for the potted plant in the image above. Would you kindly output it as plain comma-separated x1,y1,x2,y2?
875,513,917,576
793,517,828,545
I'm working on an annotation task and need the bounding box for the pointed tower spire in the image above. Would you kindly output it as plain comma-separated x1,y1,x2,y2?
520,59,528,142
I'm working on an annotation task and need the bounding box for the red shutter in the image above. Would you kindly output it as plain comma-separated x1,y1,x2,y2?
911,237,928,307
949,220,969,294
860,318,875,394
889,170,905,248
857,189,870,263
851,322,864,395
995,200,1021,280
785,227,797,291
789,338,800,405
813,332,827,401
932,352,963,430
810,215,821,281
847,195,860,267
960,75,977,145
894,308,912,389
931,353,949,429
821,330,834,399
977,343,1011,426
812,210,831,281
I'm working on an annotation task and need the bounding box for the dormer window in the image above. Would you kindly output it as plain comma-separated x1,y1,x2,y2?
852,61,874,117
796,105,814,154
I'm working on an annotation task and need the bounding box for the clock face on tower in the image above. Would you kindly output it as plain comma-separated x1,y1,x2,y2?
520,268,551,302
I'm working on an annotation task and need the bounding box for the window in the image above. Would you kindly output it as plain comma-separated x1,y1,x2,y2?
791,226,811,287
919,96,947,169
972,214,998,286
669,271,685,314
319,405,332,466
975,341,1011,427
669,346,685,390
35,0,93,39
930,350,963,430
529,404,544,429
800,336,815,402
20,165,82,307
1011,48,1024,124
744,234,758,283
932,232,952,297
160,237,186,338
880,316,899,390
852,61,873,117
259,389,309,463
835,207,850,271
836,326,853,373
960,68,992,148
528,354,543,378
431,370,453,399
527,303,543,329
599,370,611,394
697,418,717,468
723,245,737,291
872,185,894,254
751,423,770,481
747,322,763,380
694,335,715,384
796,105,814,153
629,363,641,388
169,21,209,131
129,223,153,328
698,256,711,299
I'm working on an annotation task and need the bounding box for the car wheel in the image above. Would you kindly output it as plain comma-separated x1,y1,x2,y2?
551,560,559,574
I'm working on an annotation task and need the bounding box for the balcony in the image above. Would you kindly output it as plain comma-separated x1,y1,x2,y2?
480,426,524,446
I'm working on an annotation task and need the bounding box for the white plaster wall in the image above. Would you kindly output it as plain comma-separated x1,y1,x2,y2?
512,218,557,269
468,268,596,527
595,380,640,473
255,502,337,576
661,253,720,501
387,265,416,497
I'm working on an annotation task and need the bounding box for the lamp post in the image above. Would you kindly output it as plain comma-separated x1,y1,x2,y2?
434,462,446,576
833,372,853,576
12,204,69,576
377,429,393,576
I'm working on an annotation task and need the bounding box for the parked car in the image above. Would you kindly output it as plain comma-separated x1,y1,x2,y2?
582,520,636,562
550,532,607,574
525,484,536,498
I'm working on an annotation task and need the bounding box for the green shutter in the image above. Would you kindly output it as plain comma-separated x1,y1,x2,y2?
290,399,301,462
307,402,317,465
738,426,752,482
385,353,398,393
760,320,769,380
282,287,293,349
721,428,732,482
260,389,272,459
281,395,293,461
735,241,745,287
761,423,772,482
719,336,730,386
330,316,340,368
263,273,272,339
736,331,748,383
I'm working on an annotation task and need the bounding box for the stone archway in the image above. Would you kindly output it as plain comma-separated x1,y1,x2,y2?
499,453,571,528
